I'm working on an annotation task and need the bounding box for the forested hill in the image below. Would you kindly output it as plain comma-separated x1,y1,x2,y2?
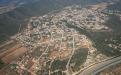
107,0,121,11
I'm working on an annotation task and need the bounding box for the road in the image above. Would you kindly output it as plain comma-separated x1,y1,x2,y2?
78,56,121,75
66,29,76,75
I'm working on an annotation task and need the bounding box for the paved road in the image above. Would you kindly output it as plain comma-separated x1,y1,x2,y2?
79,56,121,75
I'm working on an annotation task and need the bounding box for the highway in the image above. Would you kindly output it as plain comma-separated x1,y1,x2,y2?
78,56,121,75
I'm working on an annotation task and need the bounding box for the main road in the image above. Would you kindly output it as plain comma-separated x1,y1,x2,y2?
78,56,121,75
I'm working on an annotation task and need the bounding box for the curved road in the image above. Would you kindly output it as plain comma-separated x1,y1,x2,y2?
79,56,121,75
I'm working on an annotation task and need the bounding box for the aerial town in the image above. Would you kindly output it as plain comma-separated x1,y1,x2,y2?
0,1,121,75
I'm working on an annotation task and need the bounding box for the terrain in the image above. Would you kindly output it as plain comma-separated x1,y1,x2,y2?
0,0,117,43
0,0,121,75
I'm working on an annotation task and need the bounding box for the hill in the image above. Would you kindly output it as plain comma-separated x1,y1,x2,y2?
0,0,118,43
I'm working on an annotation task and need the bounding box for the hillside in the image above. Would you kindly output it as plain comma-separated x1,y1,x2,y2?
0,0,118,43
